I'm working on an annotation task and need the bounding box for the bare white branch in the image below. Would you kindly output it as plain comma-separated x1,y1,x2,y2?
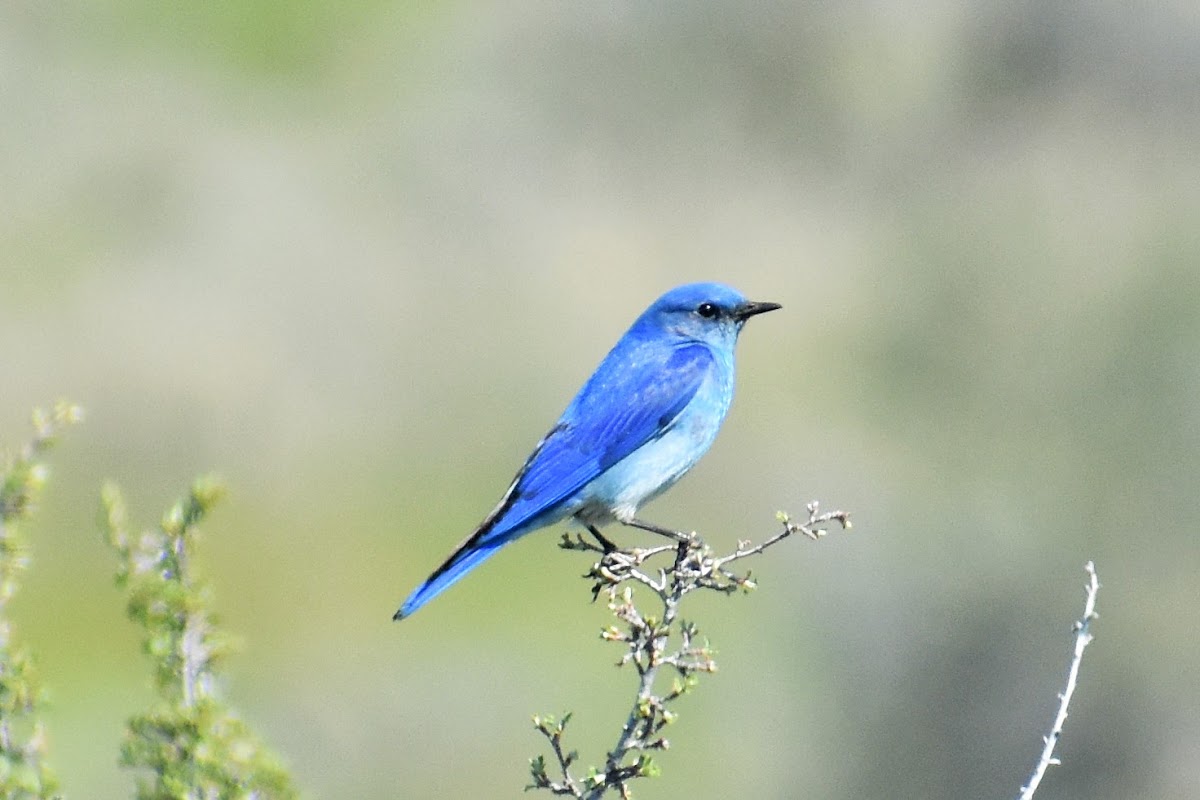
1016,561,1101,800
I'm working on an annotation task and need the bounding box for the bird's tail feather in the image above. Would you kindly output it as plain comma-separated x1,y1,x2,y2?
394,540,502,620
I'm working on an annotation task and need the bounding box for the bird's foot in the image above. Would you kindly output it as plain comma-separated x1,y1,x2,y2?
587,524,618,553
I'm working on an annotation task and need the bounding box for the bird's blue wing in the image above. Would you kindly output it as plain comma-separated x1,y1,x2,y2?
480,341,715,542
394,342,714,619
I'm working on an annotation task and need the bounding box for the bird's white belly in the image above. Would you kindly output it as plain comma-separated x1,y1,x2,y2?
574,404,725,524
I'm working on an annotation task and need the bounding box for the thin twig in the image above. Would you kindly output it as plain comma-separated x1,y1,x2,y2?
1016,561,1101,800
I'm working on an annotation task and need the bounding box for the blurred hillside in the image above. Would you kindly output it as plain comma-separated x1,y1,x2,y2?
3,2,1198,798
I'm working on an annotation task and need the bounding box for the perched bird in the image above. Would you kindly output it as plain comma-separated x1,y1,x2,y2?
395,282,780,620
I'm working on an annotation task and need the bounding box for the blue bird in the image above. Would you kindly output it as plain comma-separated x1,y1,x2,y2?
395,282,780,620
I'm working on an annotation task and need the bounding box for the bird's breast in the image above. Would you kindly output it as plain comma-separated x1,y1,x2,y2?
576,365,734,523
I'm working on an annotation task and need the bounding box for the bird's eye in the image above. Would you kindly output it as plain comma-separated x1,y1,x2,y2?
696,303,719,319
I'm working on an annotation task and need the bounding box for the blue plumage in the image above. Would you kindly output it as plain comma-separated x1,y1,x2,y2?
395,282,780,619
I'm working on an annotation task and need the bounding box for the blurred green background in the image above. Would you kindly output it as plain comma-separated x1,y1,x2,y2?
4,2,1198,798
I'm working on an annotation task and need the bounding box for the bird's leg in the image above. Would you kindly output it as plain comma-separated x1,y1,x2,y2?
586,523,618,553
624,518,691,543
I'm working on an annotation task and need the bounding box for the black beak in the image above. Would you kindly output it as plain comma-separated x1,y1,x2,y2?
733,300,782,322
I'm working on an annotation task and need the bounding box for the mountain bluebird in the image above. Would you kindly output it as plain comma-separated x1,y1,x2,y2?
395,282,780,620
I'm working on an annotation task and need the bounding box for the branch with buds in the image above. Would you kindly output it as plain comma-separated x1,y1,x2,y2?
527,502,850,799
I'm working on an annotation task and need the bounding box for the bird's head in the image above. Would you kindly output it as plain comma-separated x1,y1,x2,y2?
636,282,781,348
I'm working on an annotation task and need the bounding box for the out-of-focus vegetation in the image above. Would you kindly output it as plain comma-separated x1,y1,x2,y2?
2,2,1197,798
0,403,80,799
2,409,295,798
99,477,297,799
